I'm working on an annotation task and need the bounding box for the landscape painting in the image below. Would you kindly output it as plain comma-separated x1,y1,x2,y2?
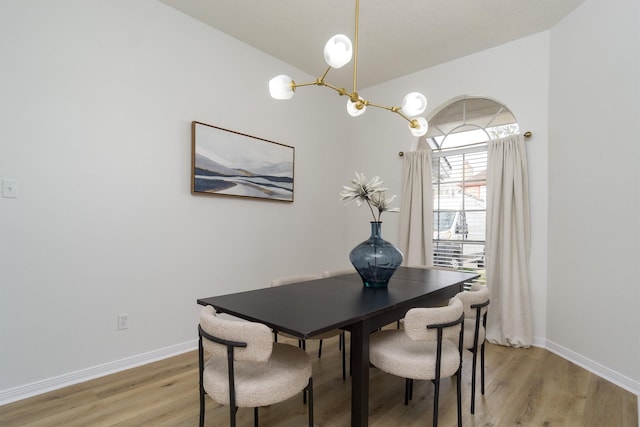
191,121,294,202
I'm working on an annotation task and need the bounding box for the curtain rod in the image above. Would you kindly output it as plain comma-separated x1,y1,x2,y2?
398,130,532,157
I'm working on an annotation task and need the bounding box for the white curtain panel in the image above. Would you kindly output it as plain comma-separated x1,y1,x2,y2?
399,145,433,267
486,134,533,347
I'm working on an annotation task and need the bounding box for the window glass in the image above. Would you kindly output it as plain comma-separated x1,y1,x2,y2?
426,97,519,281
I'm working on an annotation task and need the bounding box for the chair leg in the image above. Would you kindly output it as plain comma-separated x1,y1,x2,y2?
230,406,238,427
318,339,323,358
199,390,205,427
456,368,462,427
404,378,410,405
341,333,346,380
403,378,414,405
433,377,440,427
198,339,206,427
307,377,314,427
471,347,478,414
481,341,486,394
254,407,259,427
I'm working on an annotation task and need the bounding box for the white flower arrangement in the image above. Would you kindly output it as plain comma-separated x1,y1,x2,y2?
340,171,400,222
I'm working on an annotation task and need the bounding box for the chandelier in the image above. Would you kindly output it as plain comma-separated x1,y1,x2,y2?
268,0,429,137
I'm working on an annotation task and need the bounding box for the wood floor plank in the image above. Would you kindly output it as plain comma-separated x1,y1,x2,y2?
0,337,636,426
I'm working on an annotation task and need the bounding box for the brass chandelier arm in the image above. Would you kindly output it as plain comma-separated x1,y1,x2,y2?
391,109,416,125
365,101,415,124
322,81,351,96
291,66,350,96
292,81,319,89
291,80,350,96
320,65,332,83
292,81,350,97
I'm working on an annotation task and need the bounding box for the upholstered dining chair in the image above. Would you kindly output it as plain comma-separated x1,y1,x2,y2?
369,298,465,427
270,274,347,380
321,267,356,278
392,265,460,329
198,305,313,427
454,283,490,414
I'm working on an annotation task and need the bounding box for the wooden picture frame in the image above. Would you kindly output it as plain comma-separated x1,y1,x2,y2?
191,121,294,202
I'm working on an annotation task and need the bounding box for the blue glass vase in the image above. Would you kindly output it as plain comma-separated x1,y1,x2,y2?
349,221,404,288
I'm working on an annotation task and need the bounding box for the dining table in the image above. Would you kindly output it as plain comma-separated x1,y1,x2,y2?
197,266,479,426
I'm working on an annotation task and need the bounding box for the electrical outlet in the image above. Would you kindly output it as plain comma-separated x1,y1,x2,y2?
117,314,129,330
2,179,18,198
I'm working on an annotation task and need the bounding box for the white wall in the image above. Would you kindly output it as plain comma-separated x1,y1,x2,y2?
344,32,551,344
547,0,640,387
0,0,351,397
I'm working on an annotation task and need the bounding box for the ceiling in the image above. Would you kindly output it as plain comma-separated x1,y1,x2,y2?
158,0,585,90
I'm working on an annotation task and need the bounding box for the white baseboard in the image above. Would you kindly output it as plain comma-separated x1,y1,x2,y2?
532,335,546,348
544,338,640,397
0,340,197,406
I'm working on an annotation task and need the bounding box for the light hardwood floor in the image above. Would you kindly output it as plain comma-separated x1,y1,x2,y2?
1,336,637,426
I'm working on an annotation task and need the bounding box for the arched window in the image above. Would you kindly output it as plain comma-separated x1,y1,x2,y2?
426,96,520,278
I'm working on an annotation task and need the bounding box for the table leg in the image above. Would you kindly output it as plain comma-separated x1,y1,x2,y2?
350,320,369,427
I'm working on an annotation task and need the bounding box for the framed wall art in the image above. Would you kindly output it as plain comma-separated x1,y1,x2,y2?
191,121,294,202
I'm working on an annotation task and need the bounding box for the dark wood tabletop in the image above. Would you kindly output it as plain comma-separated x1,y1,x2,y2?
197,266,479,426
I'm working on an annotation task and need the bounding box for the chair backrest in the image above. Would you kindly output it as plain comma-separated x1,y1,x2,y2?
404,298,464,342
199,305,273,362
270,274,321,287
322,267,355,278
455,284,490,319
408,264,460,272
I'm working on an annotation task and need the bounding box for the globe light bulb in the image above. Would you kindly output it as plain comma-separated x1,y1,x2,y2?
324,34,353,69
347,97,367,117
269,75,295,100
409,117,428,137
401,92,427,117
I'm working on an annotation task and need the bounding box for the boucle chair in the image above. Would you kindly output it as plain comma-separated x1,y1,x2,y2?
393,264,458,329
369,298,464,427
321,267,356,278
198,305,313,427
270,274,347,380
454,283,490,414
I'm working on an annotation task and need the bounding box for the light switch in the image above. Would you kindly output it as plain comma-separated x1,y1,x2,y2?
2,179,19,198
